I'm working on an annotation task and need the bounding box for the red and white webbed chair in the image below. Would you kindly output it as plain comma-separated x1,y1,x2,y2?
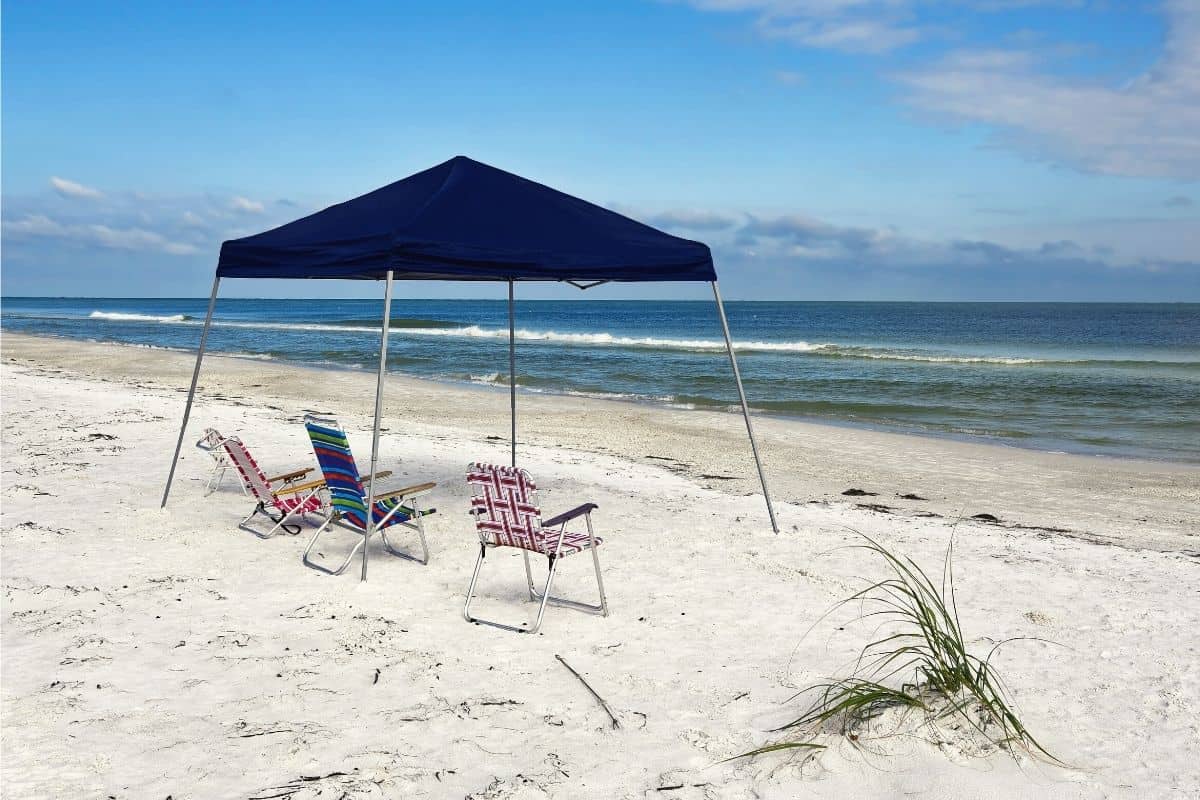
464,462,608,634
220,436,329,538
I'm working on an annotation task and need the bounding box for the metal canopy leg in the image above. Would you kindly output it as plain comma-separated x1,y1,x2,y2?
361,270,394,582
161,274,221,508
712,281,779,533
508,279,517,467
511,281,536,588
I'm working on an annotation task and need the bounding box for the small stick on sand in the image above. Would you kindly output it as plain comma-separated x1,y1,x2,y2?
555,654,621,729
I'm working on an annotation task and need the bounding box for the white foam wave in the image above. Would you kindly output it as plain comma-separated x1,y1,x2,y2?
226,351,277,362
845,351,1042,365
88,310,830,353
84,309,1049,363
402,324,830,353
90,310,189,323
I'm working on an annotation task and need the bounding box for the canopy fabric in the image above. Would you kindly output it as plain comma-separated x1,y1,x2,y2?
217,156,716,283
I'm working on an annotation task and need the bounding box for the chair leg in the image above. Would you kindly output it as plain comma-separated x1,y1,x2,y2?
528,556,560,634
238,504,301,539
464,545,558,634
464,544,487,623
301,516,363,576
379,502,430,565
529,520,608,616
237,505,279,539
587,514,609,617
523,551,537,601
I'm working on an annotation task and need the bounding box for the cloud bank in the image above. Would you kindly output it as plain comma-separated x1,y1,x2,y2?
2,180,1195,299
679,0,1200,180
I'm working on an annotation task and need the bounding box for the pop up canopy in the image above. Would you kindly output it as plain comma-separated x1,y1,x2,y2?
162,156,778,579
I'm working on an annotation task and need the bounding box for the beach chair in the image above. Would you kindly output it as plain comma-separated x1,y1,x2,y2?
220,436,328,538
195,427,237,495
302,415,436,575
464,463,608,634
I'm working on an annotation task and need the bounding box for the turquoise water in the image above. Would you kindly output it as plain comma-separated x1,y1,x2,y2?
3,297,1198,463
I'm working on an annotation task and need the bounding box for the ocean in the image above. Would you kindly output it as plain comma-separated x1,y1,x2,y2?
3,297,1197,463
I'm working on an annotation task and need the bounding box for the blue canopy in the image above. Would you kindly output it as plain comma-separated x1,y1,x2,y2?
217,156,716,283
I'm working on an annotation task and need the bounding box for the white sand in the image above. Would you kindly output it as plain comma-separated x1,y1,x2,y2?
2,333,1198,799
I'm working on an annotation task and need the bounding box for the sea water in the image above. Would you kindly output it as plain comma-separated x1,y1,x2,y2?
3,297,1197,463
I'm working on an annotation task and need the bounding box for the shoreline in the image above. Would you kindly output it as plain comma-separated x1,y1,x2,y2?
4,331,1197,551
10,328,1200,465
5,299,1196,468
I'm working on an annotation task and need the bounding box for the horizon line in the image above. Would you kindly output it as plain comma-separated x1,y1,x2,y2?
3,295,1199,305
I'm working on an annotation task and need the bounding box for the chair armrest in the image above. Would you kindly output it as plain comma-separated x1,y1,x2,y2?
542,503,598,529
195,434,231,452
267,467,314,484
359,470,393,482
274,478,325,496
373,482,436,502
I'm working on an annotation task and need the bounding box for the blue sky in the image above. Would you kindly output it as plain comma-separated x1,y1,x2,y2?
2,0,1197,300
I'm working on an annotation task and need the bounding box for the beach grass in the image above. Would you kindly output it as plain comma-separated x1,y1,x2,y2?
736,534,1059,765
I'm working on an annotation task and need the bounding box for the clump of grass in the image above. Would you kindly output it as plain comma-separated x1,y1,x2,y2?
736,534,1059,765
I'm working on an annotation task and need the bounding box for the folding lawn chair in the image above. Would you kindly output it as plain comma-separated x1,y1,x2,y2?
464,462,608,634
302,415,437,575
220,435,328,538
195,427,237,496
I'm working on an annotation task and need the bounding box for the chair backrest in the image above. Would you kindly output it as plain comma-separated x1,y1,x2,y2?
221,437,275,504
467,462,543,552
304,416,369,528
197,428,228,463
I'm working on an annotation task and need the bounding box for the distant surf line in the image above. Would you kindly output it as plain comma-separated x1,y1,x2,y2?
85,308,1197,367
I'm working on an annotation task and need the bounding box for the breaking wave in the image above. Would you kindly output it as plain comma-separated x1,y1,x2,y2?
400,324,832,353
86,309,1192,366
89,311,192,323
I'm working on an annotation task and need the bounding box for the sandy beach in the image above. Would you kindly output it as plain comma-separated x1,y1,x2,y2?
2,331,1198,798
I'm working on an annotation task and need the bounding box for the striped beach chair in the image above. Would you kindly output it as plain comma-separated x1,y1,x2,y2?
220,436,327,538
302,415,436,575
464,462,608,634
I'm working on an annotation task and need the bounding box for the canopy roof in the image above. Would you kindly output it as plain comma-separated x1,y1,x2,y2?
217,156,716,283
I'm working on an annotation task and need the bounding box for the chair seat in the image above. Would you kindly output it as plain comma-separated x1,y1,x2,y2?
273,494,324,515
482,526,601,557
540,529,600,557
374,496,419,526
330,496,431,531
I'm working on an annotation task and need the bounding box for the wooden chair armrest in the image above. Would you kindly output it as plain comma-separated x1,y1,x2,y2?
274,478,325,496
267,467,314,484
542,503,598,529
359,470,393,482
373,482,437,502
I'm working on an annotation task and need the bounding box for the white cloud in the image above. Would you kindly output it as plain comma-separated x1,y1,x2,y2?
3,214,64,237
680,0,1200,179
758,16,922,53
895,2,1200,179
649,209,741,230
2,213,199,255
716,210,1200,274
49,176,104,199
229,196,265,214
676,0,928,54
